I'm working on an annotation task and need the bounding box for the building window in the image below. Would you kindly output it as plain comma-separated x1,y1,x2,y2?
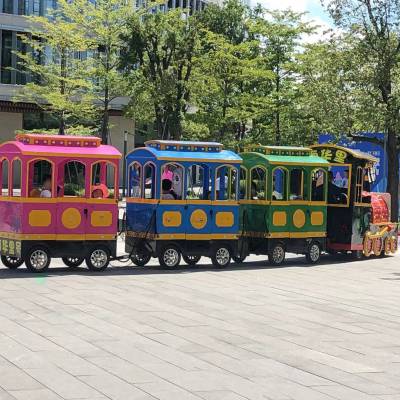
2,0,14,13
1,31,13,84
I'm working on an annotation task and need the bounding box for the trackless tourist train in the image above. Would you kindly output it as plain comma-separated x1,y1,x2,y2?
0,135,397,272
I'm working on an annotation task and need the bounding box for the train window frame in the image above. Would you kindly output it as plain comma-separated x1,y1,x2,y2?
355,166,363,204
90,161,117,199
239,166,248,200
143,162,157,200
249,166,267,201
289,168,305,201
1,158,9,197
11,158,22,197
59,160,87,198
327,163,352,208
160,162,184,201
214,165,238,201
186,163,211,201
310,168,327,203
128,161,142,199
27,158,54,198
271,167,288,201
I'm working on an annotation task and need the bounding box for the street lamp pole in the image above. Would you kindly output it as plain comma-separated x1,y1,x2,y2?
122,130,128,198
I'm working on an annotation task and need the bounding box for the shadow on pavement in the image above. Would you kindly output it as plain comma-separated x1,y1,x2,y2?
0,253,371,279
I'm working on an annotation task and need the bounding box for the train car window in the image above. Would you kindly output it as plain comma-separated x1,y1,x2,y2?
289,169,304,200
250,167,267,200
28,160,53,198
187,164,210,200
128,162,142,198
144,163,156,199
11,159,22,197
1,159,9,196
215,165,238,201
311,169,326,202
161,163,183,200
328,166,349,205
239,167,247,199
91,162,116,199
272,168,287,201
355,167,363,203
62,161,86,197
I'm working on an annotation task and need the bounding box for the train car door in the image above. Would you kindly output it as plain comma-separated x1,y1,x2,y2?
185,163,213,239
56,160,88,240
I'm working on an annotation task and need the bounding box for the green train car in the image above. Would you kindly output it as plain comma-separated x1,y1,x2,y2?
237,145,330,265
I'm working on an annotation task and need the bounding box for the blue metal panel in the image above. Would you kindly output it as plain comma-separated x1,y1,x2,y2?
126,202,157,235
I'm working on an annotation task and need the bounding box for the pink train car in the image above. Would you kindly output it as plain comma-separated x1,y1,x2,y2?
0,134,121,272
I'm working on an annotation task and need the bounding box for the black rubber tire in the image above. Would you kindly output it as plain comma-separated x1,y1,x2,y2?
158,245,181,269
305,242,321,264
1,255,24,269
232,255,247,264
25,246,51,273
183,254,201,266
62,257,84,268
268,243,286,266
86,246,110,271
211,245,231,268
130,250,151,267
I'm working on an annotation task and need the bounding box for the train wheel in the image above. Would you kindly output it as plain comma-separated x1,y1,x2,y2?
390,236,398,254
1,255,24,269
158,245,181,269
268,243,285,266
232,255,247,264
363,233,373,257
86,247,110,271
130,250,151,267
25,246,51,273
211,245,231,268
183,255,201,266
373,237,383,256
306,242,321,264
62,257,84,268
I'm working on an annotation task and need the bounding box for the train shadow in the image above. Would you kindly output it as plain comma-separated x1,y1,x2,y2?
0,253,366,279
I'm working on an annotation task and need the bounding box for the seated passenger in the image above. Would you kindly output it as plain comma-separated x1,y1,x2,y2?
92,188,103,198
91,184,109,199
40,174,52,198
161,179,177,200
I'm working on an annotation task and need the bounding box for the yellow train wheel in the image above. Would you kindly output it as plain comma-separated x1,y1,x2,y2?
391,236,398,254
363,232,373,257
384,237,392,255
373,237,383,256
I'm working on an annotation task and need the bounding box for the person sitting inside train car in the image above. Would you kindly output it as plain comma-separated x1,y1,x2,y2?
91,184,109,199
40,174,52,198
161,179,177,200
328,171,347,204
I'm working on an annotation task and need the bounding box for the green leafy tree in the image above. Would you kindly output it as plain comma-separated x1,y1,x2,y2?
63,0,136,143
322,0,400,220
123,9,200,140
250,8,315,145
14,2,95,135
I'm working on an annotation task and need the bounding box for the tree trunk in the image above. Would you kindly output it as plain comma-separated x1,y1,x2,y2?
59,113,65,135
386,128,399,221
101,92,109,144
59,49,66,135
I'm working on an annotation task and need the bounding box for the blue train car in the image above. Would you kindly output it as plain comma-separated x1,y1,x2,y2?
125,140,242,268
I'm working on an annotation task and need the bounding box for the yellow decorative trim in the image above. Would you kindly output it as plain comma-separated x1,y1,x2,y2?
239,200,270,205
190,209,208,229
273,211,287,227
162,211,182,227
157,157,241,164
61,208,82,229
311,211,324,226
293,209,306,229
23,151,121,159
216,212,234,227
157,233,186,240
90,211,113,227
186,233,238,240
0,232,115,241
29,210,51,227
126,198,159,204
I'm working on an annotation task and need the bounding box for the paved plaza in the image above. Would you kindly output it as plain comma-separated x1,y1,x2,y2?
0,243,400,400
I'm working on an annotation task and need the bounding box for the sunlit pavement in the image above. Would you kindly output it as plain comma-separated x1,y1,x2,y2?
0,240,400,400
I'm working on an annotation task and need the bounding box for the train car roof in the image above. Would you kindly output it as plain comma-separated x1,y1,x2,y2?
240,145,329,166
310,144,378,163
0,134,121,159
127,140,242,164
